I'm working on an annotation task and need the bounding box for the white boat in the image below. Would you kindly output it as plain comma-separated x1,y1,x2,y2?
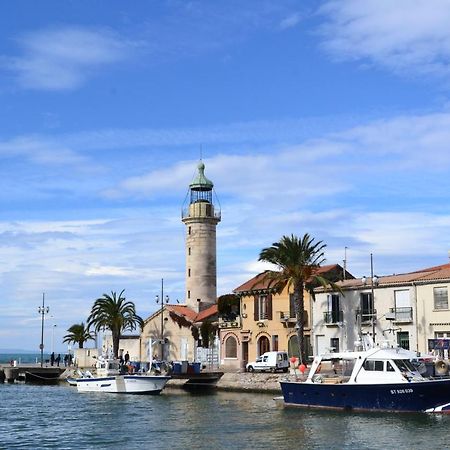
76,357,170,394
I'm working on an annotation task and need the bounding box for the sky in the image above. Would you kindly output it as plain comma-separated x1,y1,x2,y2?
1,0,450,352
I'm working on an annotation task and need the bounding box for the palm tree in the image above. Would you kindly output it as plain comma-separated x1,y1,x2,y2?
63,322,95,349
259,233,332,365
87,290,143,358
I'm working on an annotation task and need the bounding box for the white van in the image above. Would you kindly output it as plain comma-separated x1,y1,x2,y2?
246,351,289,373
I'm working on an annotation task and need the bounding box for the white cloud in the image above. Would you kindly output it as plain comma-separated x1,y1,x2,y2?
5,26,131,90
318,0,450,77
280,13,302,30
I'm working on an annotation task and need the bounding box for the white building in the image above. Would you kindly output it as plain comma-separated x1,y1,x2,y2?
312,263,450,356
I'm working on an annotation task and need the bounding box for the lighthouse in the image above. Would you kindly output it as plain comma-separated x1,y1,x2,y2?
182,161,221,312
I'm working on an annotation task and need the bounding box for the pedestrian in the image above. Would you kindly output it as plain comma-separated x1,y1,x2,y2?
124,351,130,364
64,354,68,367
55,354,61,366
50,352,55,366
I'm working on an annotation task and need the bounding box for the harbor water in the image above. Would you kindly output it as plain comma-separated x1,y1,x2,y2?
1,382,450,449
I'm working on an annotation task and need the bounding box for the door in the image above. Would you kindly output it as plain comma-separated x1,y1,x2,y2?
316,335,327,356
242,341,249,370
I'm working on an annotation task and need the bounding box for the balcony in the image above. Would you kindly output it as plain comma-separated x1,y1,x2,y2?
389,307,413,323
279,311,309,327
355,309,377,324
218,316,241,329
323,310,343,325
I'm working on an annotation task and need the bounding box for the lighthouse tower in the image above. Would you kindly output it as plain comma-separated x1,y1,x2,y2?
182,161,221,312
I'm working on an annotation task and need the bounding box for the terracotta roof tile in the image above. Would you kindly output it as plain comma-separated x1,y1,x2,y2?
323,262,450,291
234,264,345,293
166,304,218,323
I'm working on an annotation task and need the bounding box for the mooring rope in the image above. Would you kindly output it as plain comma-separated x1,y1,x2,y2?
24,371,59,381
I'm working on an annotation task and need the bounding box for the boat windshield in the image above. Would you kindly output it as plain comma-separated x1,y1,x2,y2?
393,359,416,372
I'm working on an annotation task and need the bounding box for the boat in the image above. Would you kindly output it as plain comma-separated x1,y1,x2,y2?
279,345,450,413
76,357,171,394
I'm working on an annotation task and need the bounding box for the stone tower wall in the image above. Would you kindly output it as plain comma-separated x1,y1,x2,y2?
183,215,219,312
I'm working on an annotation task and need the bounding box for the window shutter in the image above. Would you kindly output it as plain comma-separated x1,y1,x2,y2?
254,295,259,321
267,294,273,320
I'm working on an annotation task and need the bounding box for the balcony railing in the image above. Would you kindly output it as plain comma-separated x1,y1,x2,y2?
323,310,343,324
389,307,413,323
218,316,241,329
355,309,377,324
279,311,309,326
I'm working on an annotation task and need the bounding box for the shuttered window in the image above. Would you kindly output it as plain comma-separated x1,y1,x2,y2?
434,287,449,310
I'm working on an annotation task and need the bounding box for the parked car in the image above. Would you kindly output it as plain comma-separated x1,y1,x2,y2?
246,351,289,373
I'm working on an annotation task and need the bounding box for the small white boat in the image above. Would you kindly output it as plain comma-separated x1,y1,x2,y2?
76,357,170,394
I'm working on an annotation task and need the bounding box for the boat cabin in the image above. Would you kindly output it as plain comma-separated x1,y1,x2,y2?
307,347,423,385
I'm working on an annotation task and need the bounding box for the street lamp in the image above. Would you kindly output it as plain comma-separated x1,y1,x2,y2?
37,293,49,367
51,323,57,354
155,278,169,361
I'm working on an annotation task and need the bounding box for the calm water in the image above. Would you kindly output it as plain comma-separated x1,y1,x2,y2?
1,382,449,449
0,353,44,365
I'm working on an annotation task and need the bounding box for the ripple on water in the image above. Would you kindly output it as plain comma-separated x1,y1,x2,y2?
1,383,450,449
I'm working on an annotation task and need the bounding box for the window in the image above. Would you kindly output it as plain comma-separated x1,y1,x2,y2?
434,287,449,310
386,361,395,372
188,226,191,235
360,293,374,322
258,295,269,320
188,268,191,277
325,294,341,323
397,331,410,350
272,335,279,351
363,360,384,371
225,336,237,358
330,338,339,353
393,359,416,372
187,290,190,299
188,247,191,255
289,294,296,318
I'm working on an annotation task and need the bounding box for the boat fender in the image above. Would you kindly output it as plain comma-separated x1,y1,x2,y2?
313,375,323,383
435,360,448,375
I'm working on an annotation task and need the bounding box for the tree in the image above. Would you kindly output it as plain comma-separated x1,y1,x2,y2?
259,233,333,365
87,290,143,358
200,320,217,349
217,294,240,320
62,322,95,349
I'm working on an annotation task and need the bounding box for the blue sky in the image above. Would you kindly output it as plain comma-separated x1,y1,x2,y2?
1,0,450,351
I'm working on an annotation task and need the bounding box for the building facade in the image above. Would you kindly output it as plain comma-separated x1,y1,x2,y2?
219,264,349,371
312,263,450,356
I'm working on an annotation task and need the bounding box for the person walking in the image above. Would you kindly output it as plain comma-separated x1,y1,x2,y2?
55,354,61,367
50,352,55,366
124,351,130,364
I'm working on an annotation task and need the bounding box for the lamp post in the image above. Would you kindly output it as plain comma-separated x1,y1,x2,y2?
155,278,169,361
38,293,49,367
51,322,57,354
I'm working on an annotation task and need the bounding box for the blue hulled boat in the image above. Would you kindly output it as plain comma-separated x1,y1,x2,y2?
280,346,450,413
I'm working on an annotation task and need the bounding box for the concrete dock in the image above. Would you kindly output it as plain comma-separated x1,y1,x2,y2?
0,364,66,383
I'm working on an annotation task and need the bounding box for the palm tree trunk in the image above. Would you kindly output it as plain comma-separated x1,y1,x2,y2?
112,331,120,359
294,283,305,365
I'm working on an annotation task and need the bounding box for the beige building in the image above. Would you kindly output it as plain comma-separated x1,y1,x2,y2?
220,265,349,371
312,263,450,356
